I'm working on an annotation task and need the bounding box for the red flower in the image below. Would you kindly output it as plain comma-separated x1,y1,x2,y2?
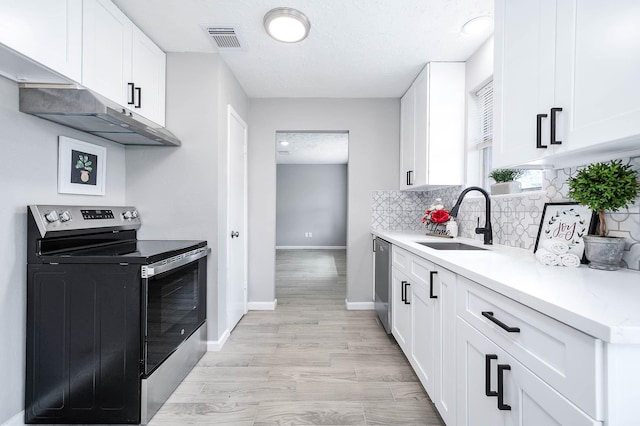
430,209,450,224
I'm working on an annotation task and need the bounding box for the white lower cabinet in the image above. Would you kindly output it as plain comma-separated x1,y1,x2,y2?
456,317,601,426
391,268,412,354
391,247,456,425
387,243,604,425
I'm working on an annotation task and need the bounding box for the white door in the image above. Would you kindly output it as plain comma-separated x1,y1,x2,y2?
226,105,248,331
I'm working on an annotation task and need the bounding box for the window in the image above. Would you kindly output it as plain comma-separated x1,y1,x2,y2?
474,80,542,191
475,81,493,189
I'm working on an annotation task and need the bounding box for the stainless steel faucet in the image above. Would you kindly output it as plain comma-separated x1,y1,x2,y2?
449,186,493,245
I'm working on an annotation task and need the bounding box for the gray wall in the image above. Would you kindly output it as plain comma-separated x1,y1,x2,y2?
126,53,248,343
248,98,400,306
276,164,347,247
0,75,127,425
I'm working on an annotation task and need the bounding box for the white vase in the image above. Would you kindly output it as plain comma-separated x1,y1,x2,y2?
490,181,522,195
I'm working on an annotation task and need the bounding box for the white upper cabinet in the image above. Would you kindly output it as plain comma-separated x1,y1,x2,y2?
83,0,166,126
0,0,82,82
494,0,640,168
131,26,166,126
400,62,465,190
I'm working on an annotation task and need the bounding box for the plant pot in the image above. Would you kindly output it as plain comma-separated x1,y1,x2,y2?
80,170,90,182
490,181,522,195
583,235,626,270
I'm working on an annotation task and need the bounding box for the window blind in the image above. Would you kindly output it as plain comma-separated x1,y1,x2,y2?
475,80,493,149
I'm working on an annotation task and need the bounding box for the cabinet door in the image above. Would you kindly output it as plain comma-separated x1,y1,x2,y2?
493,0,559,168
0,0,82,81
412,69,428,187
410,280,436,395
555,0,640,154
434,267,456,426
457,318,601,426
391,269,412,354
131,26,166,125
400,85,416,190
83,0,132,106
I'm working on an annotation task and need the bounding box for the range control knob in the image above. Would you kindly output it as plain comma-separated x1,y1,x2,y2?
44,211,59,223
122,210,133,220
131,210,139,219
59,211,72,222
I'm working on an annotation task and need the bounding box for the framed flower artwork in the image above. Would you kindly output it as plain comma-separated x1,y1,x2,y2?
58,136,106,196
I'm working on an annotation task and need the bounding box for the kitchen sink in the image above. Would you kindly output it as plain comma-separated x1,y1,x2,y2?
416,242,487,251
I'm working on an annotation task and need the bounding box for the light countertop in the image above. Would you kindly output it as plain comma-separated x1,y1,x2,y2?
372,230,640,344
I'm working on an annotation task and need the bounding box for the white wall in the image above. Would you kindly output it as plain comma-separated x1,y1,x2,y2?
248,98,399,305
126,53,248,344
0,75,127,425
465,36,494,187
276,164,348,247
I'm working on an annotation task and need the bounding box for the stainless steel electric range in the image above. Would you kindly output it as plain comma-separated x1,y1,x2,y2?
25,205,209,424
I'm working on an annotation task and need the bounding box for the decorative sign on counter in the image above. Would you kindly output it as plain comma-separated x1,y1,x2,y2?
533,202,596,266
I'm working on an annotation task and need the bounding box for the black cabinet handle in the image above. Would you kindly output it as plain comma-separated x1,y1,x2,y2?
401,280,406,302
550,107,562,145
482,311,520,333
407,170,414,186
127,82,135,105
135,87,142,108
406,171,410,186
429,270,438,299
536,113,548,148
485,354,498,397
404,282,411,304
497,364,512,410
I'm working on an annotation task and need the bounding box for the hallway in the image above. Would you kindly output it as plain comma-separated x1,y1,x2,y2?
150,249,443,425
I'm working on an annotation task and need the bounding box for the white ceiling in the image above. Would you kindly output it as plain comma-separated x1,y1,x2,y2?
112,0,494,98
276,132,348,164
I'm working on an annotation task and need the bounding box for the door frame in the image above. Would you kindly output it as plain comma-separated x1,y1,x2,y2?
226,104,248,327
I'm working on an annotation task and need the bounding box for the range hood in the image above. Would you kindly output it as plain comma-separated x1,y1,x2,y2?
19,85,180,146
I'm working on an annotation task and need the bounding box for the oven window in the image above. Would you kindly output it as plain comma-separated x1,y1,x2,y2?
145,260,204,375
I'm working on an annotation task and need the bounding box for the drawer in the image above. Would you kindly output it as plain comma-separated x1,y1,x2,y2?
392,246,411,275
457,276,603,420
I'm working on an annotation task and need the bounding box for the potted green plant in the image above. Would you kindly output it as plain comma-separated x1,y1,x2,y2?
489,169,524,195
567,160,640,270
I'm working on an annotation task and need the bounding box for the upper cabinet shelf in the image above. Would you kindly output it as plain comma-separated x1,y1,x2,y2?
400,62,466,190
0,0,82,83
0,0,166,127
494,0,640,169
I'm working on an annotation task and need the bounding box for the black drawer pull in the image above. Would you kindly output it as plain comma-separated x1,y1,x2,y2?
401,280,407,302
135,87,142,108
127,82,135,105
403,282,411,304
536,113,548,148
497,364,512,410
407,170,414,186
429,271,438,299
485,354,498,397
550,107,562,144
482,311,520,333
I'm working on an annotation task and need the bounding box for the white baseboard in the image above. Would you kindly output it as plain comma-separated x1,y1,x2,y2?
206,328,230,352
345,299,375,310
2,410,25,425
276,246,347,250
248,299,277,310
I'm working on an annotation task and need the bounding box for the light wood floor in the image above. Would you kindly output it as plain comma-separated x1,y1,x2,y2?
150,249,444,425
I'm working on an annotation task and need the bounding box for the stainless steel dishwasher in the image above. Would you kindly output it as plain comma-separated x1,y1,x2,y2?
374,237,392,333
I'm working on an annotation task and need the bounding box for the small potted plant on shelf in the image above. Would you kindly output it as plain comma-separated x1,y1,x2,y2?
489,169,524,195
567,159,640,270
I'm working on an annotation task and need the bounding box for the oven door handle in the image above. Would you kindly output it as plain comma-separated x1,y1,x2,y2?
141,247,210,278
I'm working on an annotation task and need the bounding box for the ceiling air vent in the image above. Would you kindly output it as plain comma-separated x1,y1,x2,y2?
205,27,243,50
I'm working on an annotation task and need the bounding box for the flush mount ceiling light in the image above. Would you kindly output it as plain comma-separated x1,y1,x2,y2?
279,140,289,146
264,7,311,43
461,15,492,35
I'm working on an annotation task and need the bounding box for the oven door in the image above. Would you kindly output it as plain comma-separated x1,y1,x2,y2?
142,247,209,377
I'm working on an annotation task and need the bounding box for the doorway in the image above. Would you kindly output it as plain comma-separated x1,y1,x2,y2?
274,131,349,304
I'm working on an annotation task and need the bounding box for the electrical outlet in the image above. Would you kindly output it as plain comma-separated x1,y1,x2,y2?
308,232,312,237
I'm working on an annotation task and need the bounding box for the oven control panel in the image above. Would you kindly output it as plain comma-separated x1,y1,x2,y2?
29,205,142,237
